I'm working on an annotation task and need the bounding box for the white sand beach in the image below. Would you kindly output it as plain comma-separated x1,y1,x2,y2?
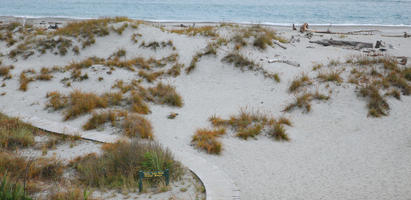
0,16,410,200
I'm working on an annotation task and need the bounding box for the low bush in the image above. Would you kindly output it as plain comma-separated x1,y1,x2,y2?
71,140,182,189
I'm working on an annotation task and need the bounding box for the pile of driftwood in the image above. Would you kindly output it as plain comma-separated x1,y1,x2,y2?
309,39,373,50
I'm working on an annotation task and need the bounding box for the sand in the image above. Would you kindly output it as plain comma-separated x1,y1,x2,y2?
0,16,410,200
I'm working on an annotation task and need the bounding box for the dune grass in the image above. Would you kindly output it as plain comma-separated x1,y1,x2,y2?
0,113,37,150
169,26,218,37
63,90,108,120
193,109,292,154
344,55,411,117
288,73,312,93
283,91,330,113
222,52,258,71
191,128,226,154
148,82,183,107
70,140,183,189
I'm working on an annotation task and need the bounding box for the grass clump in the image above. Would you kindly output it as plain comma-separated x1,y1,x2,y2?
185,43,218,74
19,71,34,92
193,109,292,154
123,114,153,139
236,124,263,140
191,128,226,154
0,152,65,184
0,65,13,80
317,70,343,83
46,91,68,110
0,113,36,149
71,140,182,189
283,92,330,113
0,174,32,200
63,90,108,120
222,53,257,71
358,85,389,117
170,26,218,37
148,83,183,107
344,55,411,117
288,73,312,93
129,91,151,114
82,110,120,130
268,123,289,141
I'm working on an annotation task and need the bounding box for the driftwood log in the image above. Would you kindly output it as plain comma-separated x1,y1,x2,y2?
382,32,410,38
312,30,377,35
268,59,300,67
273,40,287,49
309,39,373,49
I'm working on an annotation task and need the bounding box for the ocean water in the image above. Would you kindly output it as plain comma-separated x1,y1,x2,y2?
1,0,411,25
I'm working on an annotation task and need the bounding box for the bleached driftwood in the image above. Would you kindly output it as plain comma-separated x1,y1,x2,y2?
268,59,300,67
273,40,287,49
382,32,410,38
309,39,373,49
312,30,377,35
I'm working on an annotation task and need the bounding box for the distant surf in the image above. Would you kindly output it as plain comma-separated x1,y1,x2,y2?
1,0,410,26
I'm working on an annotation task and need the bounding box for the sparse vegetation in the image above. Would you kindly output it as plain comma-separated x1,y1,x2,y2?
193,109,292,154
70,140,183,189
148,83,183,107
317,70,343,83
169,26,218,37
0,113,36,149
191,128,226,154
288,73,312,93
283,92,330,113
222,53,257,71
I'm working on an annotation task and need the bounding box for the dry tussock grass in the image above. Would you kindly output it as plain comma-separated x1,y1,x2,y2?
63,90,108,120
148,82,183,107
70,140,182,189
344,55,411,117
283,91,330,113
191,128,226,154
170,26,218,37
193,109,292,154
288,73,312,93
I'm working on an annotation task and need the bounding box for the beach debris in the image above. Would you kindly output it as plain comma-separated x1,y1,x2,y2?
309,39,373,50
273,40,287,49
312,29,377,35
382,32,411,38
268,59,300,67
289,36,300,43
375,40,385,48
167,112,178,119
300,23,309,33
397,56,408,65
48,22,59,30
305,32,313,39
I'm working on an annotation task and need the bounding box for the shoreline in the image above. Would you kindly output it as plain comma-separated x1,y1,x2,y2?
1,15,411,28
